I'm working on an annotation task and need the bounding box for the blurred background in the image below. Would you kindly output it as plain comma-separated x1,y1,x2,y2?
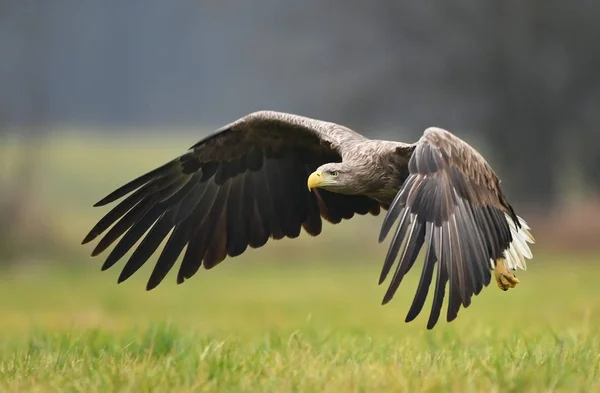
3,5,600,391
1,1,599,286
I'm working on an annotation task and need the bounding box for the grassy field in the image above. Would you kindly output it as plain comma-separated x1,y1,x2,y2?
1,132,600,392
1,257,599,392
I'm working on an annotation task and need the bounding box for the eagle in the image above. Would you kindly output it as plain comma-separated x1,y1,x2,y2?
82,110,535,329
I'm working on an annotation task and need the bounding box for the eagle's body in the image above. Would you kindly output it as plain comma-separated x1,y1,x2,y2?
83,110,534,329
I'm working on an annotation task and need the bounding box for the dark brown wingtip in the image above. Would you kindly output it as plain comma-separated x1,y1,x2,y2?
93,199,109,208
81,231,97,245
380,292,394,306
90,242,108,257
146,265,173,291
100,252,123,271
446,312,459,324
93,189,130,207
116,270,131,284
146,280,160,291
99,261,112,271
404,313,417,324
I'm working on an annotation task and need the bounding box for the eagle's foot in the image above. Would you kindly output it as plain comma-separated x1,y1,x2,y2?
494,259,519,291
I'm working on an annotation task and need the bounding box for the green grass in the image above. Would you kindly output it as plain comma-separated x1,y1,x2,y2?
1,132,600,392
0,257,599,392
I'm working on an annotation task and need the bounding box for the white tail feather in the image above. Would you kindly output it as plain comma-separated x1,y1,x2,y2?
503,214,535,271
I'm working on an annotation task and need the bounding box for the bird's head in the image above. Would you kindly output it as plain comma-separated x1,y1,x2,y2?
307,163,348,192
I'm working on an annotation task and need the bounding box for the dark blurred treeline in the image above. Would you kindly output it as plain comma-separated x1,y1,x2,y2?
1,1,600,260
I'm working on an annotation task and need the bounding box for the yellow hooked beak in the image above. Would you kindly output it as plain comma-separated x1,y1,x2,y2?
307,171,324,191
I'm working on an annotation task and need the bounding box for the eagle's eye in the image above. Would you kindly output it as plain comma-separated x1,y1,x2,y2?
329,170,339,177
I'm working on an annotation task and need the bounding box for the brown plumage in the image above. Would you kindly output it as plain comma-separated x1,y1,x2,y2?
82,110,535,329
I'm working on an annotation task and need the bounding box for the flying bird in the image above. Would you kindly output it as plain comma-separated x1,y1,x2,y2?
82,111,535,329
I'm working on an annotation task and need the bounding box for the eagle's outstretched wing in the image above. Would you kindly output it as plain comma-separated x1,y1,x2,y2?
378,127,534,329
82,111,380,290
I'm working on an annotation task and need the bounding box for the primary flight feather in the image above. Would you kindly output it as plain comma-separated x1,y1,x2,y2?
82,110,535,329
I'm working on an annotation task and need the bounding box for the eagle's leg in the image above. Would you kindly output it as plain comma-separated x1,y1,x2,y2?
494,258,519,291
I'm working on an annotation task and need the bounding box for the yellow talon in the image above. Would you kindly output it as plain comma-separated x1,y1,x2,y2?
494,258,520,291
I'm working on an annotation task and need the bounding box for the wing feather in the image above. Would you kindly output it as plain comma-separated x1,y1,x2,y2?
405,222,436,322
146,219,191,290
117,210,175,283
